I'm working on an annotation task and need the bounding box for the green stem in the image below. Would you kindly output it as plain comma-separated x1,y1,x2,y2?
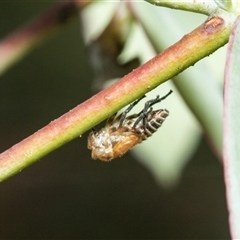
145,0,217,15
0,16,233,182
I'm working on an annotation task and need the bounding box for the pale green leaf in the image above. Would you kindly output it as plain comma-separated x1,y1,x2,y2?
224,15,240,239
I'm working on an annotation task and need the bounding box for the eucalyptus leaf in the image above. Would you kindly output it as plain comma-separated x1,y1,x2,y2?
215,0,233,11
223,15,240,239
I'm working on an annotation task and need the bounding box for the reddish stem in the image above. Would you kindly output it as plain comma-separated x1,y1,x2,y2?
0,16,231,181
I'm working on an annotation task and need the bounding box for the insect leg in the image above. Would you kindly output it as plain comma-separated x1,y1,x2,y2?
106,112,118,127
91,127,96,132
153,89,172,106
119,95,146,127
132,107,153,129
132,90,172,129
144,90,173,111
135,90,173,118
132,95,161,129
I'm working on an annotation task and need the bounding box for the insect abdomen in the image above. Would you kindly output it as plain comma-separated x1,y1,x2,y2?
143,109,169,139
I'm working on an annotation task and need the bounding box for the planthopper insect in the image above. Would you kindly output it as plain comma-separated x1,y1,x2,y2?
87,90,173,161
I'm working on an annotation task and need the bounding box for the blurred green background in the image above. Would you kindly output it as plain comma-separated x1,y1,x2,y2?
0,2,229,239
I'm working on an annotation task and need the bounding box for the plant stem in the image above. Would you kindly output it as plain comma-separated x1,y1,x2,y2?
145,0,217,15
0,16,233,182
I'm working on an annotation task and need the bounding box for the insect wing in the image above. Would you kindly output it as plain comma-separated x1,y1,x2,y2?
112,132,142,158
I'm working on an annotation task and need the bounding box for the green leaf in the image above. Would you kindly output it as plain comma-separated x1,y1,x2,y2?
215,0,240,14
224,15,240,239
215,0,233,11
145,0,218,15
132,3,224,188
